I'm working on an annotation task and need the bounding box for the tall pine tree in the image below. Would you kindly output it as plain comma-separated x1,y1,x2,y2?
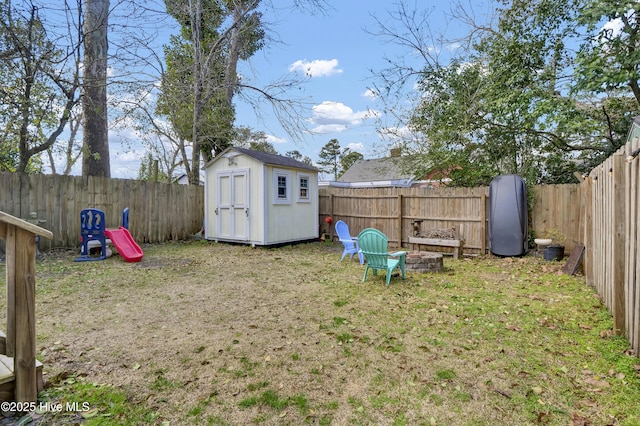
317,139,342,180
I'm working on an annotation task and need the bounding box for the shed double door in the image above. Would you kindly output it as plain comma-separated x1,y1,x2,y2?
216,170,249,241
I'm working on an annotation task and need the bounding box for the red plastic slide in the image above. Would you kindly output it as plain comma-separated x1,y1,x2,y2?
105,226,144,262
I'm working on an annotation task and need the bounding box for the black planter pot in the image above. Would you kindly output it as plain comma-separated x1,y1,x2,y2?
543,245,565,261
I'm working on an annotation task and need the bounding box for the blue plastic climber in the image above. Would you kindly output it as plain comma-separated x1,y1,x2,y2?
121,207,129,230
74,208,107,262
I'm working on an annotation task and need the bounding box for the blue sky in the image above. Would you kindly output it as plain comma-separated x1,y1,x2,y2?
87,0,625,179
234,1,461,170
242,0,499,176
53,0,494,179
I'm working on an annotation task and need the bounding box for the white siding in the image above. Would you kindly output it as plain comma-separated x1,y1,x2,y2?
204,149,318,245
205,154,263,243
264,166,318,244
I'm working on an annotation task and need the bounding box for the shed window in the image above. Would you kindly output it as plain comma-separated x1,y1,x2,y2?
297,174,311,202
273,169,291,204
278,176,287,198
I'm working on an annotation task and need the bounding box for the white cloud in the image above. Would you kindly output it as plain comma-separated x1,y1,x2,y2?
110,148,145,178
378,126,415,142
115,150,142,162
346,142,365,153
266,134,287,144
602,17,625,37
308,101,373,134
289,59,343,77
362,88,378,99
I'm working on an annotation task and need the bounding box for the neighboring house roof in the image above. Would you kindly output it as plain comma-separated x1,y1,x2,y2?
336,157,416,187
175,173,204,185
205,147,318,172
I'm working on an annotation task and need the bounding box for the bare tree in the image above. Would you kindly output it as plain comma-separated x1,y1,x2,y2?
47,108,83,175
114,87,188,182
160,0,329,184
0,0,83,173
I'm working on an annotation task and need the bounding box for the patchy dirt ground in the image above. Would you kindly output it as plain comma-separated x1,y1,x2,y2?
1,241,639,425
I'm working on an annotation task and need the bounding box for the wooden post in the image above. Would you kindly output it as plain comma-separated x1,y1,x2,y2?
480,192,487,254
613,154,626,335
397,194,403,248
627,139,640,351
5,224,16,358
13,228,37,403
0,212,53,405
584,176,593,288
329,193,334,220
328,193,334,240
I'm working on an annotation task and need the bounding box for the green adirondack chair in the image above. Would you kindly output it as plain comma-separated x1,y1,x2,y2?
357,228,407,286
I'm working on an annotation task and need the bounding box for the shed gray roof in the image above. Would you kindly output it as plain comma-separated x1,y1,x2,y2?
338,157,414,183
208,147,318,172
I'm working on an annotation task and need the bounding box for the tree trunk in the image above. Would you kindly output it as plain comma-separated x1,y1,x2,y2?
224,7,243,106
188,0,203,185
82,0,111,177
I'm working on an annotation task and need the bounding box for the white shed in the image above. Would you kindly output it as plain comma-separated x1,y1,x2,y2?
203,147,319,245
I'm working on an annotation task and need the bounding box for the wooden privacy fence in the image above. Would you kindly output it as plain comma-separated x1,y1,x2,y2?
530,183,583,254
0,173,204,249
319,184,582,255
583,121,640,355
320,186,488,254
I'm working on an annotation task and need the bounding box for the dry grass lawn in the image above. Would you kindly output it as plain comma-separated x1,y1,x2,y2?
1,240,640,425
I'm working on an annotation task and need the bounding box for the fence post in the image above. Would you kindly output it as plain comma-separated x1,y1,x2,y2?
397,194,403,248
329,193,334,240
583,175,593,288
481,192,487,254
626,138,640,351
613,154,626,335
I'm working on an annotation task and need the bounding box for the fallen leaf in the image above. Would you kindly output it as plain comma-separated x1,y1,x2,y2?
81,408,99,419
495,388,512,398
584,377,610,388
575,398,597,408
570,412,591,426
537,412,550,423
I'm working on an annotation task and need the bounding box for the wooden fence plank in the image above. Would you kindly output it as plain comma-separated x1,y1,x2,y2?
613,154,626,335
